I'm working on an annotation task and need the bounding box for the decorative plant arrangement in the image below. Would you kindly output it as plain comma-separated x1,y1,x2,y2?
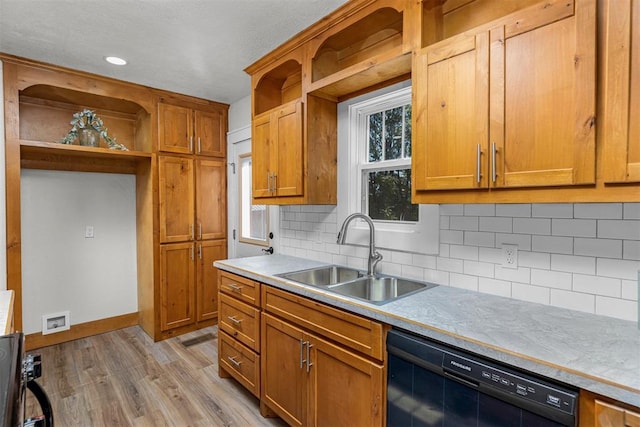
58,109,128,151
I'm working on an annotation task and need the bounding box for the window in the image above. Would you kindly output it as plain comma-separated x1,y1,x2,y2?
338,84,439,255
239,153,269,246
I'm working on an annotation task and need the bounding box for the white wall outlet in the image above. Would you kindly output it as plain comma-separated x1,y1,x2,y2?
501,244,518,269
85,225,94,238
42,311,70,335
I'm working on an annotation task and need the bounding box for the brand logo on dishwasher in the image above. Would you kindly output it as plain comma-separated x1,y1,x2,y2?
450,360,472,372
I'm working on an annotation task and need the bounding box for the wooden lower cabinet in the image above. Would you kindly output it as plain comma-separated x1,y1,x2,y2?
160,240,226,332
580,391,640,427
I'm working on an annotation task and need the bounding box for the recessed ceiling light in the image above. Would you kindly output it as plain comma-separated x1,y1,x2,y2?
105,56,127,66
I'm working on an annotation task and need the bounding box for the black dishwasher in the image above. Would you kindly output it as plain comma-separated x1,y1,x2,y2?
387,329,578,427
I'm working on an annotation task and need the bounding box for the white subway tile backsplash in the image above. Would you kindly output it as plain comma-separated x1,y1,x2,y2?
465,204,496,216
512,283,550,305
550,290,595,314
450,216,479,231
531,269,572,290
450,245,479,261
479,277,512,297
278,203,638,322
552,219,597,237
449,273,479,291
480,217,513,233
513,218,551,235
574,238,623,258
464,231,495,247
532,236,573,254
623,203,640,219
496,204,531,217
596,258,640,280
551,254,596,275
572,274,621,297
595,296,637,321
532,204,573,218
598,220,640,240
518,251,551,269
574,203,623,219
623,241,640,260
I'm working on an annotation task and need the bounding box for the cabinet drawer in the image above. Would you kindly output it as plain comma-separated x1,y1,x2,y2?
219,293,260,352
262,286,384,361
219,271,260,306
219,331,260,398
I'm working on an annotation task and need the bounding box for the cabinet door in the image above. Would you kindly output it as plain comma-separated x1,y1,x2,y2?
262,313,306,427
413,32,489,191
601,0,640,183
274,100,304,197
159,103,193,154
489,0,596,188
594,400,640,427
308,334,384,427
195,159,226,240
160,243,195,331
252,111,275,198
159,156,194,243
195,109,225,157
196,239,226,322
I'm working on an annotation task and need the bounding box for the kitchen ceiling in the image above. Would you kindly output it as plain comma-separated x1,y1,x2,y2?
0,0,349,105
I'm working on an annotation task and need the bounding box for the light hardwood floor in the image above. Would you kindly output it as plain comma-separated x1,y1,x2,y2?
25,325,287,427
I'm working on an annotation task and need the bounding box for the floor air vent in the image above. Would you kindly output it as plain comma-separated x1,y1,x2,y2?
181,333,215,347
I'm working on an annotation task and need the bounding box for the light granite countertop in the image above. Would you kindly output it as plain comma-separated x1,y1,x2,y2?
214,254,640,408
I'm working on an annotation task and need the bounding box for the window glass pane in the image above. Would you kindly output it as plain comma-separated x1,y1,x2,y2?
404,104,412,158
240,156,268,243
366,169,418,222
368,112,383,162
384,106,403,160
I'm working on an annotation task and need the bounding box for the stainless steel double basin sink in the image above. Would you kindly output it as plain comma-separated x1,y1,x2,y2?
278,265,437,305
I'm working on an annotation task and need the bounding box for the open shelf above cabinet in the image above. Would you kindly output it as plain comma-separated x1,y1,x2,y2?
308,5,410,99
254,59,302,116
19,84,152,153
20,139,152,174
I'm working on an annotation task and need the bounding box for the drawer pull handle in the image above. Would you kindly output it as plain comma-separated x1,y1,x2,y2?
228,284,242,293
300,339,305,369
227,316,242,325
306,343,313,373
227,356,242,367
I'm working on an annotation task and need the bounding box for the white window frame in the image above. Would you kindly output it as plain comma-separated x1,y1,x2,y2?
238,152,269,247
338,83,439,255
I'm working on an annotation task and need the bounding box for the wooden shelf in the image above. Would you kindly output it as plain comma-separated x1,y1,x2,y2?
20,139,152,174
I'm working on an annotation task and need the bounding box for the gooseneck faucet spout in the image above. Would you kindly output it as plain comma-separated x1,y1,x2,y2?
337,213,383,276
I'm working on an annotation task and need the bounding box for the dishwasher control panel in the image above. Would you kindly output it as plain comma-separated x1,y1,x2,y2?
443,353,577,416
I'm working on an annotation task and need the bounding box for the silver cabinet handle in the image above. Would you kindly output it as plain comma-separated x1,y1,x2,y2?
190,136,194,152
198,244,202,260
491,142,497,183
299,339,305,369
198,137,201,154
189,224,194,240
306,343,313,373
198,223,203,240
476,144,482,184
267,173,272,194
273,174,277,194
227,355,242,367
228,283,242,293
227,315,242,325
190,244,194,261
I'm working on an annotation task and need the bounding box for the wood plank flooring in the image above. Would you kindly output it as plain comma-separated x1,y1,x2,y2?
25,325,287,427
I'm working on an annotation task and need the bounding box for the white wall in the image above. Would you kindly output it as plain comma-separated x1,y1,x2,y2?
0,61,7,291
20,170,138,334
229,95,251,132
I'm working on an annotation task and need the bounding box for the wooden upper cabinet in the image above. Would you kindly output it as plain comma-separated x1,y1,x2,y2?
600,0,640,183
413,32,489,191
159,156,195,243
194,109,226,157
490,0,596,188
159,101,227,157
195,159,226,240
252,100,304,200
159,103,193,154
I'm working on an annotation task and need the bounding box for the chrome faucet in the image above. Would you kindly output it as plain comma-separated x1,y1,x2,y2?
337,213,383,276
